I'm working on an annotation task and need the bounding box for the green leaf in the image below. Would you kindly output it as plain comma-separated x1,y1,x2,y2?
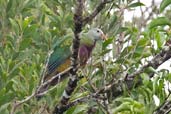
6,81,14,92
109,15,117,29
0,103,10,114
0,91,15,106
19,38,32,50
9,18,19,35
6,0,13,13
66,104,88,114
128,2,145,8
71,92,89,101
113,97,144,113
148,17,171,29
102,38,113,49
100,49,112,56
112,102,130,113
137,38,149,47
155,31,165,48
23,24,38,38
117,27,129,34
8,59,26,79
73,104,88,114
22,16,33,30
134,47,144,58
147,67,158,74
160,0,171,13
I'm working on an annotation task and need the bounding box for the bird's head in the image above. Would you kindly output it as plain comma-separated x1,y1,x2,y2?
88,28,107,41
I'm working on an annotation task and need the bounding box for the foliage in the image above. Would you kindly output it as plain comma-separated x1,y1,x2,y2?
0,0,171,114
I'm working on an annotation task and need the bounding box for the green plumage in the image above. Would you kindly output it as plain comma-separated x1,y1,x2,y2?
47,30,96,74
48,33,73,74
36,28,105,97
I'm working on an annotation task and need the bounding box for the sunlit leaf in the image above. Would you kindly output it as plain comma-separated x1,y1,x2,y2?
19,38,32,50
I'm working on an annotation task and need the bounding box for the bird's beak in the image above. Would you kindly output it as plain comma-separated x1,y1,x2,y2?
101,33,107,40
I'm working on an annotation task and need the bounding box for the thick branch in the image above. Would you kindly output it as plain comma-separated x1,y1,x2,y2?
127,46,171,79
104,46,171,99
154,100,171,114
111,46,171,98
53,0,84,113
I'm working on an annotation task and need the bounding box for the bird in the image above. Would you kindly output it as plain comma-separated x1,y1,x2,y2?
36,28,107,97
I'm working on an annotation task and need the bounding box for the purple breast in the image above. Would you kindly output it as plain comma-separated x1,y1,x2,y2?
78,43,95,66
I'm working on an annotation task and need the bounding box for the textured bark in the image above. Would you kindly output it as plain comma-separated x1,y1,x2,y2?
110,46,171,99
154,100,171,114
53,0,83,113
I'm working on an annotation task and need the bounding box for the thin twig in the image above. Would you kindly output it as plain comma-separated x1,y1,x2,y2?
36,67,73,97
39,51,54,85
10,92,36,114
10,50,53,114
38,102,48,114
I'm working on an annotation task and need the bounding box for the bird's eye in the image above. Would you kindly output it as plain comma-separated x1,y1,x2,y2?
97,30,100,33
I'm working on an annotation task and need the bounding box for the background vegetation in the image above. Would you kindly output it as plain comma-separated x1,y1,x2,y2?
1,0,171,114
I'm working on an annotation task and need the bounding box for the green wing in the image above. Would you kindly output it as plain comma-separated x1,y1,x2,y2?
48,33,73,74
47,30,93,74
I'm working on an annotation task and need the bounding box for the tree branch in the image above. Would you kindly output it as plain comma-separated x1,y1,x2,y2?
10,67,73,114
127,46,171,79
153,100,171,114
51,45,171,111
53,0,84,113
109,46,171,99
82,0,113,26
10,92,36,114
36,67,72,97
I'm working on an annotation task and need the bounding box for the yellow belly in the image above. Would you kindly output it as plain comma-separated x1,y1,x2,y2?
44,58,71,81
56,58,71,73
